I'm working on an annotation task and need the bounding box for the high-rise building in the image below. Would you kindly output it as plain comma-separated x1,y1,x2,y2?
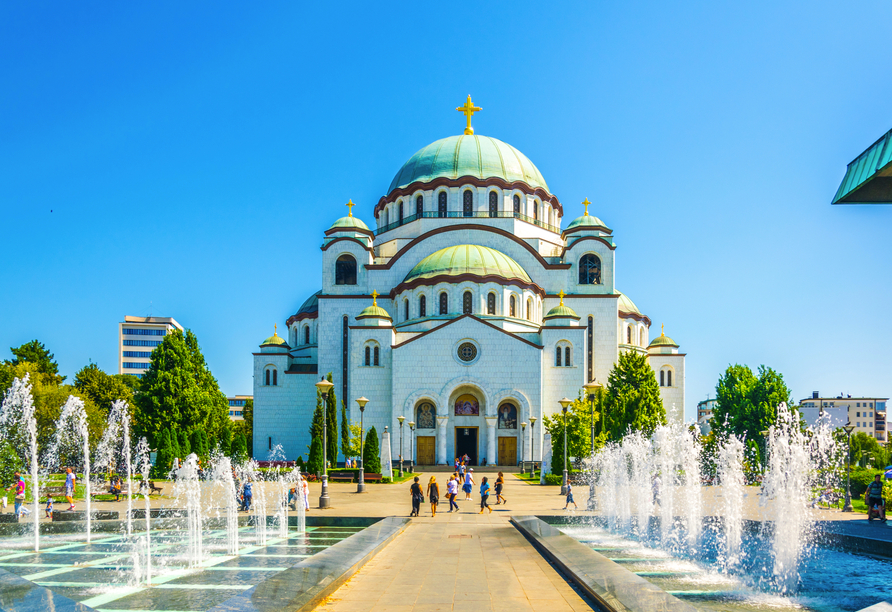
799,392,888,442
118,316,183,379
228,395,251,421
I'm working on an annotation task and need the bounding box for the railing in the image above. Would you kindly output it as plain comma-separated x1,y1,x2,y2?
375,211,561,236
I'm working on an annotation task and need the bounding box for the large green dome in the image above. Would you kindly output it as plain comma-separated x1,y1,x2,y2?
387,135,549,194
405,245,532,285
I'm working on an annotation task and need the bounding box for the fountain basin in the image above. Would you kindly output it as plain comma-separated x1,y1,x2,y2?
51,511,119,522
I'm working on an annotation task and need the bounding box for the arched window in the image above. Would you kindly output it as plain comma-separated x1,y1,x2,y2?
509,295,516,317
565,346,571,366
438,191,447,217
487,293,496,315
626,326,632,344
383,209,388,227
463,190,473,217
265,369,270,385
416,195,423,217
304,326,310,345
463,291,472,314
667,369,672,387
555,346,562,366
398,201,404,225
526,298,532,320
335,254,357,285
639,328,644,346
513,194,520,214
373,346,380,366
578,254,601,285
533,201,538,221
419,295,426,317
489,191,498,217
660,370,664,386
365,346,371,366
439,292,448,315
404,299,409,321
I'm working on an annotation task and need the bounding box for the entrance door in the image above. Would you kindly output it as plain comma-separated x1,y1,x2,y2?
498,437,517,466
416,436,435,465
455,427,478,465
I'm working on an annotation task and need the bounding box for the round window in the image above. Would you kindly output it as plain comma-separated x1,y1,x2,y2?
457,342,478,362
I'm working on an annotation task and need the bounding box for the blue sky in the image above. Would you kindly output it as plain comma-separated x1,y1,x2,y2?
2,2,891,420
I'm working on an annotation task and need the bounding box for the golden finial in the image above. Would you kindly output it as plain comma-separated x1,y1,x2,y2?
558,290,565,306
371,290,379,306
274,324,278,337
346,199,355,217
661,323,665,336
582,198,590,216
456,95,482,135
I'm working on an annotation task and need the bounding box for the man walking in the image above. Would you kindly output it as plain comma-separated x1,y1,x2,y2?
447,476,459,512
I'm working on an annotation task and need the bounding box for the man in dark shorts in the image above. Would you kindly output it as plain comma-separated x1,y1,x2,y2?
865,473,886,522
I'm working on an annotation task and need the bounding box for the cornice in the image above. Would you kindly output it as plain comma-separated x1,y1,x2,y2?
561,235,616,254
390,273,546,299
320,236,375,255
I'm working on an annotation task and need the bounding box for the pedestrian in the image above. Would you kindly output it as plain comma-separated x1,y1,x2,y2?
447,476,459,512
64,467,77,511
242,481,253,512
563,482,577,510
427,476,439,517
301,474,310,510
479,476,492,513
454,457,460,472
6,472,25,518
463,468,475,501
45,495,53,518
288,484,298,510
495,472,506,505
409,476,423,517
459,461,466,479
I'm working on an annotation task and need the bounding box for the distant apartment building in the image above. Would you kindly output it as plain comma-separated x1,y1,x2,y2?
696,397,717,435
118,316,184,379
228,395,251,421
799,392,887,442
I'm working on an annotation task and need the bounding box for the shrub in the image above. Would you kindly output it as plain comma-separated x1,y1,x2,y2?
543,474,563,486
363,427,381,473
850,467,880,498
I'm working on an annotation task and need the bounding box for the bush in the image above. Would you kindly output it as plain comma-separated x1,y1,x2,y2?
381,477,391,484
850,467,880,498
543,474,563,486
363,427,381,473
306,435,323,476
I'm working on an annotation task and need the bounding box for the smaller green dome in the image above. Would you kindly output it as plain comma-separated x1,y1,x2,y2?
617,292,642,317
566,213,609,232
261,327,290,348
544,304,580,320
357,304,392,320
329,215,370,232
405,245,532,285
649,325,679,348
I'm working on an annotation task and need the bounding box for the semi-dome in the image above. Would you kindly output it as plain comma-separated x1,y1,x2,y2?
387,135,549,195
617,292,643,317
405,245,532,285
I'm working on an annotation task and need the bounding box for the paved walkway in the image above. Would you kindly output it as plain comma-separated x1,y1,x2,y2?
319,514,593,612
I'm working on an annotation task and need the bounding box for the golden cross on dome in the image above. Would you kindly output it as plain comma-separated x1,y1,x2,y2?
371,290,379,306
274,324,278,337
345,199,355,217
582,198,591,216
456,95,482,135
558,290,565,305
661,323,665,336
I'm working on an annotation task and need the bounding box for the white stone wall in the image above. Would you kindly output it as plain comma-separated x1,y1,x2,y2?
252,351,317,460
649,354,685,424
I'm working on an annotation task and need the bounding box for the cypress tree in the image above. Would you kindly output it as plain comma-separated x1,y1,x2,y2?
169,427,181,461
153,429,172,477
190,430,202,458
231,433,247,463
363,426,381,473
179,430,191,457
306,435,323,476
340,399,350,459
325,372,338,464
309,388,324,444
220,427,232,456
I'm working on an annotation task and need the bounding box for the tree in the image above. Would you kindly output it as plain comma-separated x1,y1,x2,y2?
169,426,181,461
0,440,23,487
343,422,362,459
306,435,324,475
132,329,229,448
219,427,232,456
603,350,666,441
241,398,253,456
850,432,889,469
324,372,338,464
363,426,381,473
712,364,793,449
74,363,134,415
7,340,64,383
340,400,350,458
153,428,173,477
309,389,324,448
178,430,191,457
231,432,248,463
190,430,204,458
543,391,602,475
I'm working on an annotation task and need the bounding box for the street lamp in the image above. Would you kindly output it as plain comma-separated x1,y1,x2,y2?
583,381,603,511
315,377,335,509
408,422,415,473
559,397,572,495
355,397,369,493
397,416,405,477
843,423,855,512
529,417,537,478
521,422,527,472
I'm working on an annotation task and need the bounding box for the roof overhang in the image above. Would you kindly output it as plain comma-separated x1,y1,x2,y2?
833,127,892,204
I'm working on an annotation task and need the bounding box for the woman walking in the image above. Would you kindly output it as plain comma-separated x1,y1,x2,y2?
447,476,459,512
409,476,423,517
463,468,475,501
479,476,492,514
6,473,25,518
495,472,506,505
427,476,439,517
64,467,77,511
301,474,310,511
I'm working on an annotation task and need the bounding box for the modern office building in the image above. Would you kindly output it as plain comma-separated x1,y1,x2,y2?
799,392,887,442
118,316,184,378
228,395,251,421
696,397,717,435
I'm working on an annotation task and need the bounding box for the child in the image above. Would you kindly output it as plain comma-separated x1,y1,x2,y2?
45,495,53,518
563,482,577,510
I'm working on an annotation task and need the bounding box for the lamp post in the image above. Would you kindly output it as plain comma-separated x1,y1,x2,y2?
397,416,405,477
521,422,527,472
559,397,572,495
583,381,603,511
315,378,334,509
356,397,369,493
843,423,855,512
408,422,415,473
529,417,537,478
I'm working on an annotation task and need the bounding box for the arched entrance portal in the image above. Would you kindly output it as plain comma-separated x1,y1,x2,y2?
414,401,437,465
453,393,480,465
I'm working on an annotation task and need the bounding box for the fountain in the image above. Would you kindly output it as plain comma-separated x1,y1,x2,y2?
174,453,204,568
715,432,746,570
0,374,40,552
135,436,152,585
210,451,240,555
95,399,134,536
46,395,93,542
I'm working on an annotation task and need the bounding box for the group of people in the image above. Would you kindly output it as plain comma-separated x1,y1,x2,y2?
232,468,311,513
409,471,508,516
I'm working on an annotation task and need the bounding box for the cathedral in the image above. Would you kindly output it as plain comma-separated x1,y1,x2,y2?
253,97,685,465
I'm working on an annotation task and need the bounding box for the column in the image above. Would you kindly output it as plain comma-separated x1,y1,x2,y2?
436,416,449,465
485,416,497,466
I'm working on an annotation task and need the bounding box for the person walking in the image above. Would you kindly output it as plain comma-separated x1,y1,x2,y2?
495,472,506,505
6,473,25,518
563,481,577,510
459,461,466,480
409,476,423,517
427,476,439,517
242,480,253,512
447,476,459,512
479,476,492,513
463,468,475,501
301,474,310,511
64,467,77,511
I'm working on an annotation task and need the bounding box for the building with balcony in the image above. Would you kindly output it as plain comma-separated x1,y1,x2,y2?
799,392,888,442
118,316,183,378
228,395,251,421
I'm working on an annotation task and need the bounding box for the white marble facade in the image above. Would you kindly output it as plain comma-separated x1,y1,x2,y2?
253,125,685,465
